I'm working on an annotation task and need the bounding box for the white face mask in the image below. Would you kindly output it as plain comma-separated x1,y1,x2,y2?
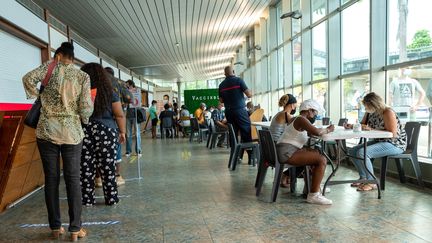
210,108,214,112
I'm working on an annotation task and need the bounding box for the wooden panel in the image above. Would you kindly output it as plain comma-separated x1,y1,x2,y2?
21,160,44,195
20,126,37,144
0,111,4,128
0,164,30,211
11,142,36,168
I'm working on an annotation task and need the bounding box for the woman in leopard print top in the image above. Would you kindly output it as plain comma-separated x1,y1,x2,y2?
346,92,407,191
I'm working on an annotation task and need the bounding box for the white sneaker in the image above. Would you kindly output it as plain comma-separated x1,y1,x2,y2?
137,152,142,157
125,153,131,157
306,192,333,205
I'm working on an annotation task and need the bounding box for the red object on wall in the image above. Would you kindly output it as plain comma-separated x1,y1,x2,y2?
0,103,32,111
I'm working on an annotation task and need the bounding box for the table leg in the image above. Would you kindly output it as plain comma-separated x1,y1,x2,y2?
323,140,341,196
362,140,381,199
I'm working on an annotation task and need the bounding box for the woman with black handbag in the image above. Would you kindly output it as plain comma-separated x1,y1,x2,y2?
23,42,93,241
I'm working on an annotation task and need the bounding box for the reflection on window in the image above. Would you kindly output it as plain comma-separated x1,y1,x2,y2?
276,3,283,45
293,86,303,103
312,22,327,80
342,75,370,123
312,0,326,23
387,65,432,158
312,82,328,115
293,37,302,85
292,0,301,36
388,0,432,64
342,0,369,74
262,92,270,118
270,91,280,118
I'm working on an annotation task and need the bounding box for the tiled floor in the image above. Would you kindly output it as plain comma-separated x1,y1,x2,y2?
1,134,432,242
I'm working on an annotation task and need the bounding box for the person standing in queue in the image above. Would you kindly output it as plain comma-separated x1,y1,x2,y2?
219,66,253,162
23,42,92,240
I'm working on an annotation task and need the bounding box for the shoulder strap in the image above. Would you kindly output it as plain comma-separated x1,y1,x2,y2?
41,61,57,88
284,112,289,124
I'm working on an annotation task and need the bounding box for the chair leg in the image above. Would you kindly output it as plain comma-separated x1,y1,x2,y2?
410,156,424,187
271,163,284,202
228,146,234,169
304,166,311,194
289,168,297,193
211,134,218,149
380,156,388,191
395,158,406,183
231,146,241,171
206,132,212,148
256,164,268,196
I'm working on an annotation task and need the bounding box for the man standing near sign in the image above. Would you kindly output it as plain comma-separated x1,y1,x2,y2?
219,66,253,160
125,80,142,157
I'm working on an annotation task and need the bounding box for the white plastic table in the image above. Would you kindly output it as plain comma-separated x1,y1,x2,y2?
320,126,393,199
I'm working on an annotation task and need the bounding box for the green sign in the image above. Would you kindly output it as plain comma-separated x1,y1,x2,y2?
184,89,219,114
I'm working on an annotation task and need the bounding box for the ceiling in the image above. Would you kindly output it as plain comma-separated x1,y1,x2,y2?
33,0,270,82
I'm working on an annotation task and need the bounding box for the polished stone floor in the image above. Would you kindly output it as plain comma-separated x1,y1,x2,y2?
1,134,432,242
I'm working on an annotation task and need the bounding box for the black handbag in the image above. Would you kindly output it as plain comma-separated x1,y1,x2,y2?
24,61,57,128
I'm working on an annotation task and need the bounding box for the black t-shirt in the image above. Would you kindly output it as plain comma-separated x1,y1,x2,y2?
218,76,248,110
90,92,120,129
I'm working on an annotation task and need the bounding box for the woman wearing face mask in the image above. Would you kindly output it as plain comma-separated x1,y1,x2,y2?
269,94,298,187
276,99,335,205
345,92,406,191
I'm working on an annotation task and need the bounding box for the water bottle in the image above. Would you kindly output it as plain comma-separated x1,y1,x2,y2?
353,119,361,132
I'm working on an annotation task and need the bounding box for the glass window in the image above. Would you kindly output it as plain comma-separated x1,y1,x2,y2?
262,92,270,118
292,0,301,36
270,90,280,118
278,49,284,89
261,57,269,91
312,82,328,116
276,3,283,45
293,37,302,85
342,74,370,123
269,51,278,90
387,64,432,158
342,0,370,74
312,22,327,80
293,86,303,103
341,0,350,5
388,0,432,64
312,0,326,23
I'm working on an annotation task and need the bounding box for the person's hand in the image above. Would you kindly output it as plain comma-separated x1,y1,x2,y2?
326,124,335,133
119,132,126,144
343,123,353,129
361,124,371,131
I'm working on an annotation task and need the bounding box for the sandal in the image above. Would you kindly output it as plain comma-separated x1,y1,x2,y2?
70,228,87,241
350,178,366,187
357,183,377,191
51,226,65,238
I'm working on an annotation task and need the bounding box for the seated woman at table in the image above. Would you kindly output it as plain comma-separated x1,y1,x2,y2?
345,92,406,191
270,94,298,187
277,99,335,205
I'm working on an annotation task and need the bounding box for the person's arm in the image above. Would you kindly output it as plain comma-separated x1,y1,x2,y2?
413,79,425,110
78,74,94,124
383,108,398,137
22,63,48,99
113,101,126,143
244,89,252,98
293,116,334,136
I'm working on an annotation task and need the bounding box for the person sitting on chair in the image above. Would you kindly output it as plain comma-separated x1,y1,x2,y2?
345,92,407,192
159,103,176,138
194,103,208,128
212,103,228,147
276,99,334,205
270,94,298,188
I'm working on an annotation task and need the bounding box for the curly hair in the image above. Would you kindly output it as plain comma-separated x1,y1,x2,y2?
81,63,113,117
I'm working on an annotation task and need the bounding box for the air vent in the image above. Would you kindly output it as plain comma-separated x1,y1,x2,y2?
16,0,44,20
70,30,98,55
48,15,67,34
